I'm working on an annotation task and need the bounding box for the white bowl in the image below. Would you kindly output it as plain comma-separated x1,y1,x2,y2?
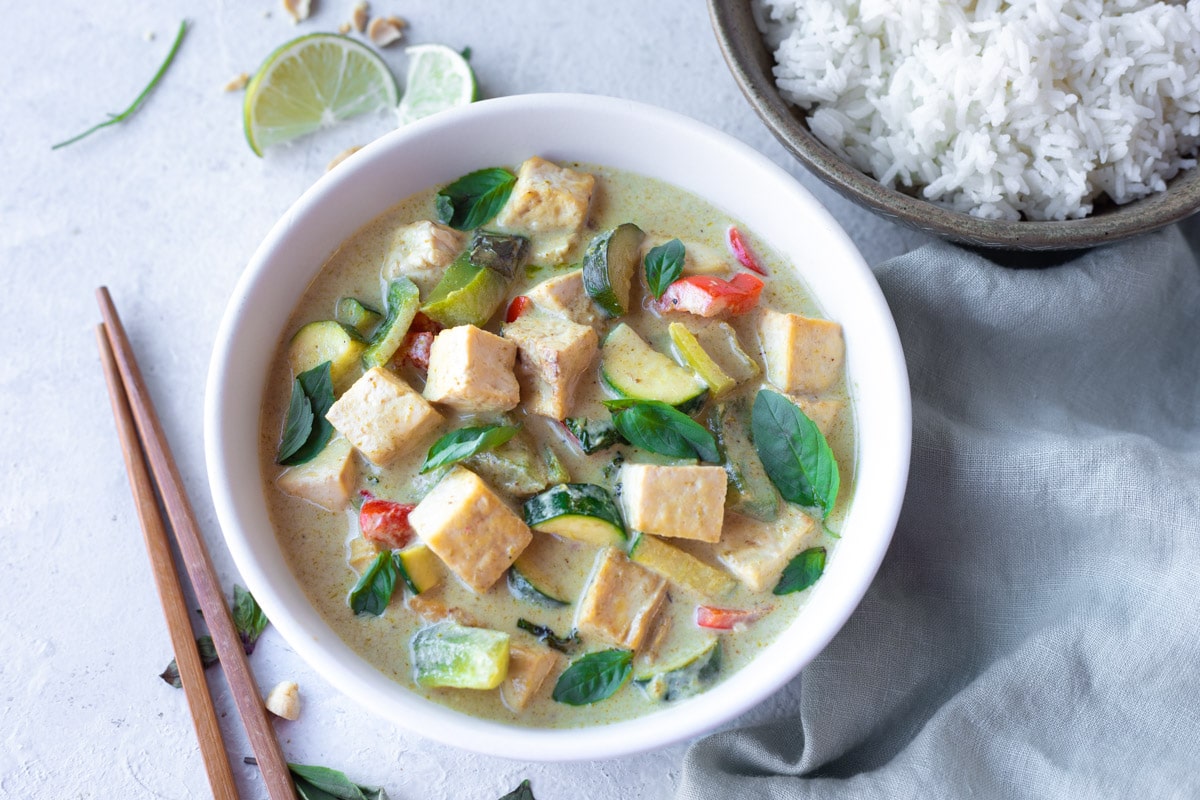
205,93,911,761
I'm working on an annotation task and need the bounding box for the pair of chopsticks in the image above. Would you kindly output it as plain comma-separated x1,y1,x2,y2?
96,287,295,800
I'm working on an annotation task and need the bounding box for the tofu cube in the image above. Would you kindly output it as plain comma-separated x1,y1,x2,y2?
575,547,668,650
409,467,532,593
502,311,598,419
500,643,562,712
524,269,603,329
714,506,818,592
759,309,845,395
325,367,442,466
276,437,358,511
494,156,595,264
620,464,727,543
423,324,520,413
382,220,466,294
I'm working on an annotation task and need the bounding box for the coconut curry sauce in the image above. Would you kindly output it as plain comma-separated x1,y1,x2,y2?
259,158,854,727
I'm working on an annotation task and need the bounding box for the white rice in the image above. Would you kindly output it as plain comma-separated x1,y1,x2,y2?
754,0,1200,220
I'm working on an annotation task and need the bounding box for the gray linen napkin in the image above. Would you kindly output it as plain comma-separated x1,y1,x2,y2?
678,221,1200,799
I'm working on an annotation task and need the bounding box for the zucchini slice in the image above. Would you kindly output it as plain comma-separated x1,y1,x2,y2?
669,323,736,397
600,323,707,411
288,320,365,391
508,532,574,607
633,639,721,702
361,277,421,369
507,565,569,608
629,533,736,599
335,297,383,338
411,621,510,690
711,400,782,522
582,223,645,317
396,544,443,595
523,483,626,546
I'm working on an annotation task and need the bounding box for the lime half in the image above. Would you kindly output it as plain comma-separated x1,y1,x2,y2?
397,44,479,126
244,34,399,156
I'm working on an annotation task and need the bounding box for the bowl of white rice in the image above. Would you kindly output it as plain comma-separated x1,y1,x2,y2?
711,0,1200,250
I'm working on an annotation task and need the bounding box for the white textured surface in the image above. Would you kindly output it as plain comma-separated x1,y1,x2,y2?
0,2,928,798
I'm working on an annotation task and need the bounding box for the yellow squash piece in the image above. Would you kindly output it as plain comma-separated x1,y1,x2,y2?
669,322,736,397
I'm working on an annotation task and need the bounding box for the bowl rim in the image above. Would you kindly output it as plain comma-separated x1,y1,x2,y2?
204,91,912,761
708,0,1200,251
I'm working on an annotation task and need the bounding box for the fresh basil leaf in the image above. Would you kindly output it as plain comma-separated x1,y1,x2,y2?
774,546,827,595
643,238,685,299
517,618,580,653
435,167,517,231
552,648,632,705
498,779,535,800
232,585,269,655
564,417,625,454
604,399,719,463
276,379,314,464
159,635,219,689
751,389,840,518
288,763,388,800
278,361,336,466
348,552,398,616
420,424,520,473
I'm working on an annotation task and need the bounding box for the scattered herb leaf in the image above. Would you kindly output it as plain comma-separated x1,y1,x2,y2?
552,648,632,705
435,167,517,231
288,763,389,800
53,20,189,150
643,238,685,299
232,585,269,654
774,547,827,595
276,380,314,464
348,552,398,616
159,635,218,689
517,618,580,653
420,424,520,474
604,399,719,463
751,389,840,517
498,779,536,800
277,361,335,466
563,417,625,454
601,451,625,482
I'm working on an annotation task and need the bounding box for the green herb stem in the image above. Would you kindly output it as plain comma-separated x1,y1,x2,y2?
52,19,189,150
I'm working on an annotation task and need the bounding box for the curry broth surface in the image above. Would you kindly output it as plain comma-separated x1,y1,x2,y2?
259,163,855,727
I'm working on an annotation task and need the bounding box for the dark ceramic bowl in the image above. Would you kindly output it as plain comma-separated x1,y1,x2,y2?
709,0,1200,250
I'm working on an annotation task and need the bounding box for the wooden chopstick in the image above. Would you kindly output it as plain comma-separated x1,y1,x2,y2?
96,288,295,800
96,325,240,800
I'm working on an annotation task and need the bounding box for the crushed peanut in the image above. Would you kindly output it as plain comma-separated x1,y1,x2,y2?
265,681,301,720
351,1,369,32
222,72,250,93
338,21,351,34
282,0,312,23
367,16,403,47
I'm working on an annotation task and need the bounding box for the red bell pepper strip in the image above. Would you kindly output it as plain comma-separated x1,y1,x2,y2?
695,604,772,631
726,225,767,275
505,295,533,323
397,331,435,372
359,499,416,550
654,272,764,317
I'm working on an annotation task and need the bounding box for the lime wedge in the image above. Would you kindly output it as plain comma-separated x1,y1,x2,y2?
397,44,479,125
244,34,399,156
